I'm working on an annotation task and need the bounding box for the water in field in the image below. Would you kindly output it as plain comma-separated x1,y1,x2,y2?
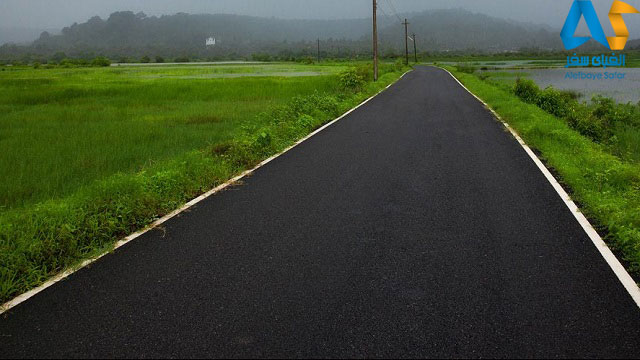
524,68,640,104
144,71,326,79
485,68,640,104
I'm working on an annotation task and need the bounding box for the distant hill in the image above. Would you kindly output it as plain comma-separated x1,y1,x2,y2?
379,9,562,52
628,38,640,50
0,27,58,45
0,9,564,61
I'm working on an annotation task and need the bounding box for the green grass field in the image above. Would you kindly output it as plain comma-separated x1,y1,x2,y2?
0,63,348,209
0,61,408,303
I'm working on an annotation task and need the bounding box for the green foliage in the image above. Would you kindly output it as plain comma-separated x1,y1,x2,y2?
300,56,314,65
455,63,477,74
450,67,640,278
513,78,640,152
339,68,365,92
513,78,540,103
174,56,190,63
91,57,111,67
140,55,151,63
155,56,165,63
32,62,41,69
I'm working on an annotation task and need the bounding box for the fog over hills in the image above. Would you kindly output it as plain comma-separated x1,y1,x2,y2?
0,9,568,61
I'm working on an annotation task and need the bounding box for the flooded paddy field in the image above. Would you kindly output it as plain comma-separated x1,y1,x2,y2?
481,67,640,104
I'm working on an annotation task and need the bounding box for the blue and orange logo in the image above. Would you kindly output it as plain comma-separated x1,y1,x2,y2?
561,0,639,50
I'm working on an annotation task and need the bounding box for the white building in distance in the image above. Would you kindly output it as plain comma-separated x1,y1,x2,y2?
206,37,216,47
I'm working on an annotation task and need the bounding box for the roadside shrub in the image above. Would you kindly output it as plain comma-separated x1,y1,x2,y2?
355,63,374,82
592,96,640,129
572,111,610,142
510,74,640,151
537,87,573,119
339,68,365,92
514,78,540,103
140,56,151,63
174,56,190,63
155,56,165,63
32,62,41,69
254,131,273,150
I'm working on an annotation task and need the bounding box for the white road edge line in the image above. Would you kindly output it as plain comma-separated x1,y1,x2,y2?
0,71,412,315
440,66,640,309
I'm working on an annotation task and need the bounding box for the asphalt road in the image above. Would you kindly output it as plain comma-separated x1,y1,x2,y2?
1,66,639,358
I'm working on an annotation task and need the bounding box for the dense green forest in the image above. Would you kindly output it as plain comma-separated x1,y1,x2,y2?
0,8,608,63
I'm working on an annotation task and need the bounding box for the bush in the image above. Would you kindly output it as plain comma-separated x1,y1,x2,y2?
511,76,640,147
91,57,111,67
339,68,365,92
59,58,74,68
174,57,190,63
537,87,573,119
140,56,151,63
33,62,41,69
514,78,540,103
355,63,373,82
155,56,165,63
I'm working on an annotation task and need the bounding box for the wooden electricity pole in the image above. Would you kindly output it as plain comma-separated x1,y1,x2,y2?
413,33,418,63
373,0,378,81
403,19,410,65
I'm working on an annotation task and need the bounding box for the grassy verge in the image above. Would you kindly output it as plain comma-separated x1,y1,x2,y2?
0,62,409,304
445,67,640,279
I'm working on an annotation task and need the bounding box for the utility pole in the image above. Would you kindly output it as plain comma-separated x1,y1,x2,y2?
413,33,418,63
403,18,410,65
373,0,379,81
317,38,320,63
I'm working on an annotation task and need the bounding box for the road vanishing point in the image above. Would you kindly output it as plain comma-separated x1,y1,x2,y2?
1,66,639,358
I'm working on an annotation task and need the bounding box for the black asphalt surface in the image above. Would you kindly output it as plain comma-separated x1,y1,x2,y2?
1,66,639,358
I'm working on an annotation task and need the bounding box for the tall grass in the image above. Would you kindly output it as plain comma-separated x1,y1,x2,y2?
0,65,340,208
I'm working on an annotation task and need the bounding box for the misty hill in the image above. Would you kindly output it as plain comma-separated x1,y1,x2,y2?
379,9,562,52
1,9,564,61
0,27,60,45
628,38,640,50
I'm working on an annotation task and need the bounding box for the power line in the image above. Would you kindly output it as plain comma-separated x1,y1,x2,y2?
384,0,403,23
377,3,395,25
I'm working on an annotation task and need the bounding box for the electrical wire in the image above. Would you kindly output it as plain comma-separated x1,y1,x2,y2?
377,2,395,25
384,0,403,23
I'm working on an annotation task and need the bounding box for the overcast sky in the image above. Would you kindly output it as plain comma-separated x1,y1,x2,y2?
2,0,640,32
